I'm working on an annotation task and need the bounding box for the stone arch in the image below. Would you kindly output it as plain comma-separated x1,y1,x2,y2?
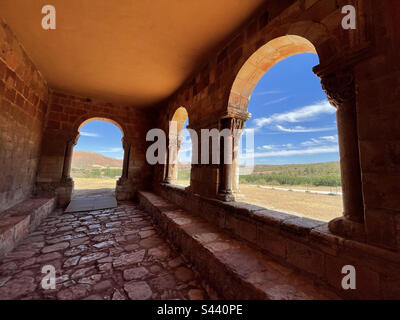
227,31,336,196
225,19,341,114
228,35,318,113
61,116,127,200
165,107,191,185
75,116,126,139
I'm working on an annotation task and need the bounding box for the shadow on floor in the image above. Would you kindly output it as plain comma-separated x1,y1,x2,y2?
66,188,118,213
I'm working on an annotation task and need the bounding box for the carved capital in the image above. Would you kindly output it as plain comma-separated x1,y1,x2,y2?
121,137,131,151
67,132,80,147
220,117,245,131
320,70,355,109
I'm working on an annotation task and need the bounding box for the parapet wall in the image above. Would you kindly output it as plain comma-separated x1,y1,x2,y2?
159,184,400,299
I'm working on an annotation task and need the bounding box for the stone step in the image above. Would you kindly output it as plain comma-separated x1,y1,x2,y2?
138,191,340,300
0,198,56,258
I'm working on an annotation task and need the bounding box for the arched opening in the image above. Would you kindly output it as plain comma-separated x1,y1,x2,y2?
167,107,191,186
71,119,124,198
231,36,342,222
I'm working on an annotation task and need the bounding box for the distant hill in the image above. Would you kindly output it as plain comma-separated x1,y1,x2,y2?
239,161,341,187
72,150,122,169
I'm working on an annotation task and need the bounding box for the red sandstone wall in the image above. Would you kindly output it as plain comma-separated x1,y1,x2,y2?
36,91,157,201
154,1,400,250
0,19,49,212
155,0,363,196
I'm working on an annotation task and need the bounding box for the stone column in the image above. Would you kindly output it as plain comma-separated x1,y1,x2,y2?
319,70,365,239
121,137,131,180
61,133,79,182
117,137,135,201
165,129,181,184
163,137,171,184
218,117,244,201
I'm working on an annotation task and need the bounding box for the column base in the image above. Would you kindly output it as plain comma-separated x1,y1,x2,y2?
56,178,74,208
328,216,366,242
217,191,235,202
116,177,135,201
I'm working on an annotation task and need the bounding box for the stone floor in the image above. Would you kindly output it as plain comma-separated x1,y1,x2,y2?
0,202,213,300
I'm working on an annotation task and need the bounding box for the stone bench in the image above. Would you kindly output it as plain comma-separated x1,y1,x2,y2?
138,191,339,300
0,198,56,259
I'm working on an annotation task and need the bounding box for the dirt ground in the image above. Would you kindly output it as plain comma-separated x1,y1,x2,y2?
72,178,117,198
73,178,342,222
237,185,342,222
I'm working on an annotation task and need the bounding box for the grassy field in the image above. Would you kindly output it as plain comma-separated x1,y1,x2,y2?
239,161,341,187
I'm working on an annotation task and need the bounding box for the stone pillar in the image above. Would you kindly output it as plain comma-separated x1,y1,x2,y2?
165,129,181,184
61,133,79,182
163,137,172,184
121,137,131,180
232,125,244,196
319,70,365,239
57,132,79,207
218,117,244,201
116,137,135,201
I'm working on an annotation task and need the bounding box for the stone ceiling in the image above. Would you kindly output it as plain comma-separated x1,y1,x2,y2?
0,0,264,107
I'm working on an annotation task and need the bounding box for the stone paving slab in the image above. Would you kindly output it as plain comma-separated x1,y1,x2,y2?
0,202,212,300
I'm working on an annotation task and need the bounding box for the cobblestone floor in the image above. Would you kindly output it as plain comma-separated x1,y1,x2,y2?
0,202,212,300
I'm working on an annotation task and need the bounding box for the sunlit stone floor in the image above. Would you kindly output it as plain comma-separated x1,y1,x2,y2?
0,202,212,300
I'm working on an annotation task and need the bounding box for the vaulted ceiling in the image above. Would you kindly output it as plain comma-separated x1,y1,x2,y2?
0,0,264,107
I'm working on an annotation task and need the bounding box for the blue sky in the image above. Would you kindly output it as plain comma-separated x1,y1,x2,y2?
179,53,339,165
74,121,124,159
75,53,339,165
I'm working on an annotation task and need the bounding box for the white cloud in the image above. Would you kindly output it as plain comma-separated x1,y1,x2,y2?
242,145,339,159
262,97,289,106
257,145,275,150
276,125,336,133
253,100,335,130
254,90,282,96
98,147,123,153
80,131,100,137
300,135,338,146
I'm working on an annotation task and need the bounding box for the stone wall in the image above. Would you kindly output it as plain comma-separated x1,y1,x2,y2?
153,0,400,251
35,91,157,206
158,183,400,299
0,19,49,212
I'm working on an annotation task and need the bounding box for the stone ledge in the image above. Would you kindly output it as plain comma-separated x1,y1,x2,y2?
158,183,400,299
138,190,339,300
0,198,56,258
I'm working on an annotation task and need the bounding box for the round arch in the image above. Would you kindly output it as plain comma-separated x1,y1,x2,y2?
76,116,125,137
170,107,189,136
229,35,318,112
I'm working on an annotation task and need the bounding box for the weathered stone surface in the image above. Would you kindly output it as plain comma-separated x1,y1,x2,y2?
0,277,36,299
123,267,149,281
42,242,69,253
57,284,91,300
188,289,204,300
0,203,209,300
124,281,152,300
79,252,108,265
112,250,146,268
174,267,193,282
